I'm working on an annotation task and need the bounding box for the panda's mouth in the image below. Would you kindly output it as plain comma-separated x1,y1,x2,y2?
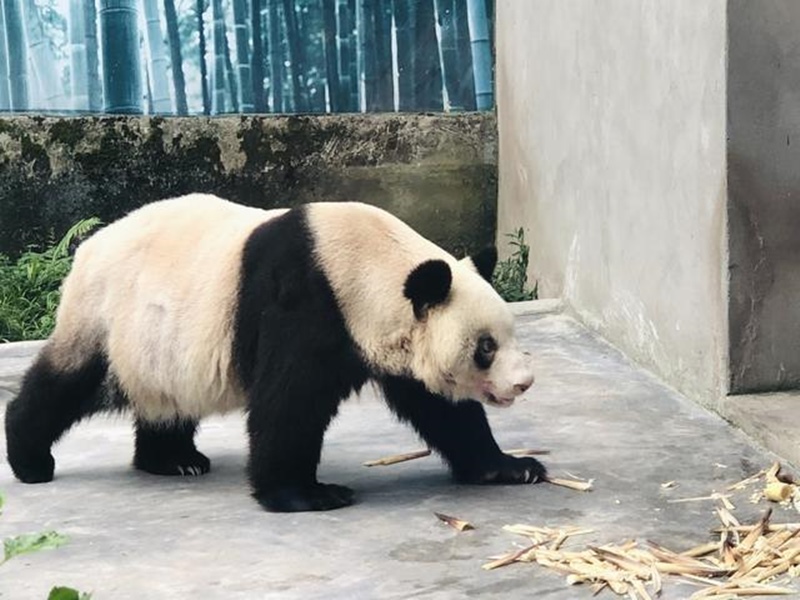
484,392,515,408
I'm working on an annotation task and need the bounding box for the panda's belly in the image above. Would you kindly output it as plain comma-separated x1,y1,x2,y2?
119,376,247,422
103,297,245,421
109,332,248,421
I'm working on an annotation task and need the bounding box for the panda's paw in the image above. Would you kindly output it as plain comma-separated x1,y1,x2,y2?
135,449,211,477
254,482,356,512
458,455,547,485
8,449,55,484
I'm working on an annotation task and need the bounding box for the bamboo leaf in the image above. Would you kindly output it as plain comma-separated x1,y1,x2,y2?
3,530,69,563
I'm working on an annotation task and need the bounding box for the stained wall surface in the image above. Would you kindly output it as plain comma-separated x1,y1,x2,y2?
496,0,729,405
727,0,800,394
0,113,497,258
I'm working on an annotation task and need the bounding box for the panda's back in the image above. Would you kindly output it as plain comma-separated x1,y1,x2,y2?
55,195,287,420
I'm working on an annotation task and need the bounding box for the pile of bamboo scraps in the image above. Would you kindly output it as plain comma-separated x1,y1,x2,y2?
484,511,800,598
484,463,800,598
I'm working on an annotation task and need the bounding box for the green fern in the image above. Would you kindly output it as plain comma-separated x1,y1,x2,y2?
52,217,103,259
492,228,538,303
0,218,102,342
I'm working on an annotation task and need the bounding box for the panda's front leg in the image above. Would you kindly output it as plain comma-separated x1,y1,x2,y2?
380,376,546,485
246,381,354,512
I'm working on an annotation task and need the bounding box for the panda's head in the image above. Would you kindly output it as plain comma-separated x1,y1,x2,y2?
403,248,535,407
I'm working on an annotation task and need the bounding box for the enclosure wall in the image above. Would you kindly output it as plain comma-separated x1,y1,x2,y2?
496,0,728,405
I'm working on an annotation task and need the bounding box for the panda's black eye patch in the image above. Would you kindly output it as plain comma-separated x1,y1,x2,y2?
474,335,498,370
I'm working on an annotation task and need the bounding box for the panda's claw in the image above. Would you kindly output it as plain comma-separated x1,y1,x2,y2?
456,454,547,485
135,449,211,477
178,464,207,477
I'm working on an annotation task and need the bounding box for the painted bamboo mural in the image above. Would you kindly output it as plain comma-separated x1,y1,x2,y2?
413,0,442,111
453,0,476,111
85,0,103,110
282,0,306,112
24,0,66,109
69,0,90,109
321,0,338,112
466,0,492,110
336,0,356,112
210,0,226,112
393,0,413,111
231,0,252,111
0,3,11,110
163,0,187,114
4,0,30,110
196,0,211,115
99,0,142,113
142,0,171,112
1,0,494,114
268,0,283,112
250,0,265,112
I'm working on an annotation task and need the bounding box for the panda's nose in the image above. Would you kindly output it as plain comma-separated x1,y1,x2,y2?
514,375,534,394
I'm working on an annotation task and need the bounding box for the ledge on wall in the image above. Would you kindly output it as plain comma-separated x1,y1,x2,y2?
720,393,800,468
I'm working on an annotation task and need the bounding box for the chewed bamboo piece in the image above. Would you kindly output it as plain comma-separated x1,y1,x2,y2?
669,493,735,510
434,512,474,532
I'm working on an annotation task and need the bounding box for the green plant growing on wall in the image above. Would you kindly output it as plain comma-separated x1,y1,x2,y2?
492,228,538,303
0,218,101,342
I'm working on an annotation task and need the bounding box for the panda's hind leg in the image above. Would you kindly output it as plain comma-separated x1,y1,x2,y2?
133,418,210,476
5,344,109,483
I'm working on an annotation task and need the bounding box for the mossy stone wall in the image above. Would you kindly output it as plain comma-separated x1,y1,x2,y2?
0,113,497,258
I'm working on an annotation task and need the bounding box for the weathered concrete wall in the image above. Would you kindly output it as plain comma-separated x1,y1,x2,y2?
0,114,497,258
728,0,800,394
496,1,728,405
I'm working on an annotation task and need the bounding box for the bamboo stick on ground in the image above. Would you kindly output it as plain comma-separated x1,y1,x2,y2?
363,447,549,466
362,449,431,466
504,448,551,456
546,476,594,492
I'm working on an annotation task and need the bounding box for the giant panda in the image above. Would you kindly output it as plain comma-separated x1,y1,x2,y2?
5,194,544,512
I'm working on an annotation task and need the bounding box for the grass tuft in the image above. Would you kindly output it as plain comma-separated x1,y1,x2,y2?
492,228,538,303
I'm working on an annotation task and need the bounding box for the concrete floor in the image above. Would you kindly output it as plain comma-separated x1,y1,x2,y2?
0,310,797,599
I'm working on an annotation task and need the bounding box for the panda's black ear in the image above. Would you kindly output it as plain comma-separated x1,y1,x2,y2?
467,246,498,282
404,260,452,319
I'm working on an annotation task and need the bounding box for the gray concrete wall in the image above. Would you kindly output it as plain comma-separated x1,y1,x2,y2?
496,1,729,405
0,114,497,258
728,0,800,394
